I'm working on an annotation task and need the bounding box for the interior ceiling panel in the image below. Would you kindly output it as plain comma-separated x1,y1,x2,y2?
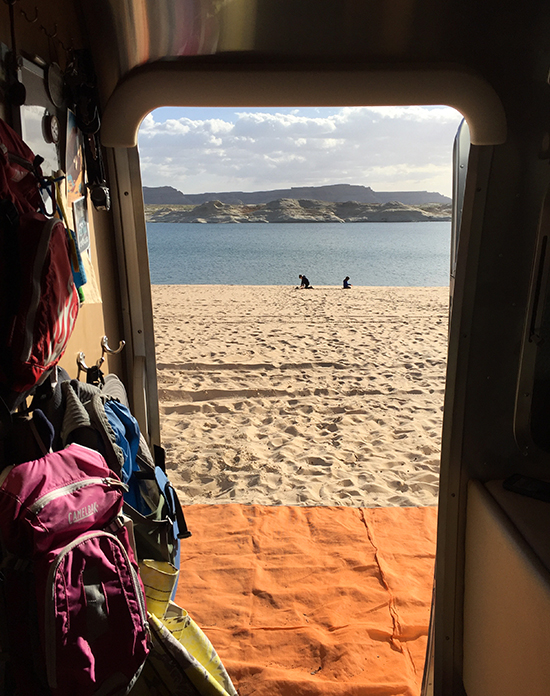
84,0,454,101
82,0,549,147
85,0,549,87
88,0,452,78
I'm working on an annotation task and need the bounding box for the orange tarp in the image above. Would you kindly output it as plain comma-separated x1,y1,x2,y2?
175,505,437,696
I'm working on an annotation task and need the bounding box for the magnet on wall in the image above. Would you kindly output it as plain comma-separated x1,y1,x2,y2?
42,112,60,144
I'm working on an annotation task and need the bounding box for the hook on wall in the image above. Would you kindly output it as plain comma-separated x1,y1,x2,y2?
15,5,73,56
57,37,73,53
20,5,37,22
101,335,126,358
41,22,58,39
76,351,89,381
76,337,125,381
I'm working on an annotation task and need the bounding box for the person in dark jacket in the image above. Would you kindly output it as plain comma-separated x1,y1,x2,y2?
343,276,352,288
298,274,313,289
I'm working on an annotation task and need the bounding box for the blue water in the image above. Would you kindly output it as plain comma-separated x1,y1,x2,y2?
146,221,451,286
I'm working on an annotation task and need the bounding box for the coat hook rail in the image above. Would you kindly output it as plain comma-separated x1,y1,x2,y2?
17,5,73,53
77,337,124,380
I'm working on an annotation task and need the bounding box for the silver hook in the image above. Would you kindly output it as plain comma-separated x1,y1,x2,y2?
20,5,38,22
77,338,125,378
41,22,58,39
98,335,125,367
76,351,89,381
58,37,73,53
101,335,125,356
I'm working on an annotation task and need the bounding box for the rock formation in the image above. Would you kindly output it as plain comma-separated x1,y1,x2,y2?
145,198,451,223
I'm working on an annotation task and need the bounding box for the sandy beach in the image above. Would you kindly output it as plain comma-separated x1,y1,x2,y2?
152,285,448,508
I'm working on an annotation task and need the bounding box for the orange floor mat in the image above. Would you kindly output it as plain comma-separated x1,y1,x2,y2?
175,504,437,696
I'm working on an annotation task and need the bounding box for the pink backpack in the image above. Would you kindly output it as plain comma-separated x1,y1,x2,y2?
0,443,150,696
0,118,79,412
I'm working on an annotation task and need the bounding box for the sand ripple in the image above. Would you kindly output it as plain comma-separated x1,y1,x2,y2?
152,285,448,508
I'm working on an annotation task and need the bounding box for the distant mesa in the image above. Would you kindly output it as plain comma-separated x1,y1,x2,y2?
143,183,451,206
143,184,452,223
144,186,187,204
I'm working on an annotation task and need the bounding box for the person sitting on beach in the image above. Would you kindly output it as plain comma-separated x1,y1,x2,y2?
343,276,352,289
299,274,313,289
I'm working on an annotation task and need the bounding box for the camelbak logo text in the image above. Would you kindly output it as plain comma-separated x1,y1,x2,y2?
68,502,99,524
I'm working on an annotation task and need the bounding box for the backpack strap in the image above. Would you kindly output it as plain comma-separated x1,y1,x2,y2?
134,464,191,541
154,467,191,540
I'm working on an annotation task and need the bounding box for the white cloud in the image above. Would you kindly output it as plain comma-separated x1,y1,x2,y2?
137,106,463,196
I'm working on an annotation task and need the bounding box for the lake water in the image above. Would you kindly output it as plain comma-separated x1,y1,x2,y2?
146,221,451,286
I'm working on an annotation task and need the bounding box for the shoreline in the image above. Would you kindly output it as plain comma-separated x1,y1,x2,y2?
151,284,449,288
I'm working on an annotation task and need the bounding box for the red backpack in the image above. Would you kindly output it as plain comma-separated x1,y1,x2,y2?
0,443,150,696
0,118,79,412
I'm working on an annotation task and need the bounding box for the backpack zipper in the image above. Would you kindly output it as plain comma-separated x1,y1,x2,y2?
28,477,128,516
6,151,34,173
44,530,149,689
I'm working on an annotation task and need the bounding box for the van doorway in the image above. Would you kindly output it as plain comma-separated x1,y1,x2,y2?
139,104,460,696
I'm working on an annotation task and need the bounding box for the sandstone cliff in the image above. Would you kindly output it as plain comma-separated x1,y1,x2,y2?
145,198,451,223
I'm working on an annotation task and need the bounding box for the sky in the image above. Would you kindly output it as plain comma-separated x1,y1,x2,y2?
137,105,464,198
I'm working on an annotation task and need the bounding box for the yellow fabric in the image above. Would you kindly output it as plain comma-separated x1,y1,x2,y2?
135,561,237,695
163,601,236,694
147,612,238,696
139,559,179,618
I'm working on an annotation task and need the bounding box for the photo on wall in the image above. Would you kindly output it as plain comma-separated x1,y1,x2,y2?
66,109,85,210
72,196,90,254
